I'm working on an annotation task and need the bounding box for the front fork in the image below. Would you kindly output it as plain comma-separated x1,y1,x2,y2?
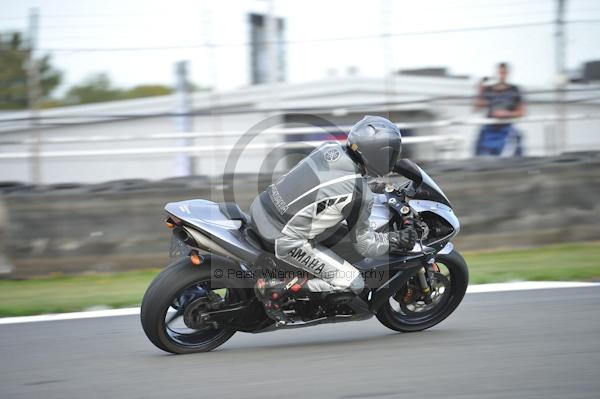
400,213,433,302
416,257,438,304
416,267,434,304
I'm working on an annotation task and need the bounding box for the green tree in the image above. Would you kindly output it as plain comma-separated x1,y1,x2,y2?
64,73,121,105
121,84,172,99
0,32,62,110
64,73,173,105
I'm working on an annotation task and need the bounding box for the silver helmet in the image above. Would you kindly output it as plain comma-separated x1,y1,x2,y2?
347,116,402,177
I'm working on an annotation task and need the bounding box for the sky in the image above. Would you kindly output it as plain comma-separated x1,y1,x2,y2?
1,0,599,94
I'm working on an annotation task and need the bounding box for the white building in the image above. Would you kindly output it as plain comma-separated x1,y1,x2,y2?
0,75,599,184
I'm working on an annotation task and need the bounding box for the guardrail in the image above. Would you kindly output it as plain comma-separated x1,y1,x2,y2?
0,113,598,160
0,136,462,160
1,113,599,146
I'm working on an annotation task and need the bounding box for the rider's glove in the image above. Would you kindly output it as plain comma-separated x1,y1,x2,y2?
389,228,417,253
368,181,387,194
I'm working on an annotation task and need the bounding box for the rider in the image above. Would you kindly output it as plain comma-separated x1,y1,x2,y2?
250,116,418,320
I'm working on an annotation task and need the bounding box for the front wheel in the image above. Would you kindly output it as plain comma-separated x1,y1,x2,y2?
140,257,247,354
376,249,468,332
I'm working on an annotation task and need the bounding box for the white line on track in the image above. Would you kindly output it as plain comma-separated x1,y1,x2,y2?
466,281,600,293
0,281,599,326
0,307,140,325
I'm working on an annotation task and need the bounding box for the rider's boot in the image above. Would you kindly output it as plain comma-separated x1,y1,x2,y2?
254,276,309,323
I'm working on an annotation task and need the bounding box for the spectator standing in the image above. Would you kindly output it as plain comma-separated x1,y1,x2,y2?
474,62,525,156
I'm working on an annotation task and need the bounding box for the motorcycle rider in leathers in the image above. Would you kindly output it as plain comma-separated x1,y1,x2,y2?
250,116,417,321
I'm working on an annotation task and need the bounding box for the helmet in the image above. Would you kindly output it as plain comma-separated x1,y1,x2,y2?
347,116,402,177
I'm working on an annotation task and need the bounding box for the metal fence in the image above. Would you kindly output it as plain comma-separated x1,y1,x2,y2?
0,113,599,160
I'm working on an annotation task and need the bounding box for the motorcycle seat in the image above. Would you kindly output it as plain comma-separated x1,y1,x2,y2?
218,202,251,226
218,202,275,253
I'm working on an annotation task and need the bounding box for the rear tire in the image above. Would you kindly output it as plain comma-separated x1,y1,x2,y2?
140,257,245,354
376,249,468,332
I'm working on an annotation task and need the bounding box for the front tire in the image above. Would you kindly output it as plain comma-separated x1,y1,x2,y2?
376,249,468,332
140,257,245,354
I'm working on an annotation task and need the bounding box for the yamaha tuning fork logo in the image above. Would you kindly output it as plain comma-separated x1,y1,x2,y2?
324,147,341,162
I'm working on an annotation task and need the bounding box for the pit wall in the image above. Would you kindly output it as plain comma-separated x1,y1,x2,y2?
1,153,599,278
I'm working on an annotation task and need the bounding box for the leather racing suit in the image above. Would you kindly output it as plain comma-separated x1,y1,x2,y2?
250,141,392,294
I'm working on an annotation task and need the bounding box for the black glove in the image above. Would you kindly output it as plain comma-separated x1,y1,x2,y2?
389,228,417,253
368,181,387,194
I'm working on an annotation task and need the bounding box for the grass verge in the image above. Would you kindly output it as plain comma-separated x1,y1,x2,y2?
0,241,599,317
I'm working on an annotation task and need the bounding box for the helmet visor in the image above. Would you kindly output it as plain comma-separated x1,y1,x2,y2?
364,145,400,177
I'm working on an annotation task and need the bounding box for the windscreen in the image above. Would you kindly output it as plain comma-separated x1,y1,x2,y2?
413,166,452,208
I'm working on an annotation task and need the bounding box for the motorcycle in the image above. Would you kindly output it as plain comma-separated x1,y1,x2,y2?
140,159,469,354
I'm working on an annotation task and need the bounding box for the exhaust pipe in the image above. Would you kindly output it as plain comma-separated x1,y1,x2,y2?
175,226,241,261
173,226,196,246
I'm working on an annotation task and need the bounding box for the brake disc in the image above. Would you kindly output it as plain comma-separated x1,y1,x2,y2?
183,297,212,329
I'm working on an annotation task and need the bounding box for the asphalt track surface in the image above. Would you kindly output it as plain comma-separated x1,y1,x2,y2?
1,287,600,399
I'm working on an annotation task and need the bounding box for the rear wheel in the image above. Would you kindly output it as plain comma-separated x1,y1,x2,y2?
376,249,468,332
140,257,247,354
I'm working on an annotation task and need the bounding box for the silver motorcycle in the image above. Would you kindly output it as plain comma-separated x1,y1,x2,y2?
141,159,469,354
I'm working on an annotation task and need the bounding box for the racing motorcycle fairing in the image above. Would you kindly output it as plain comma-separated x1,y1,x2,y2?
412,165,452,208
142,158,469,351
166,199,262,263
164,158,459,267
162,160,460,325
